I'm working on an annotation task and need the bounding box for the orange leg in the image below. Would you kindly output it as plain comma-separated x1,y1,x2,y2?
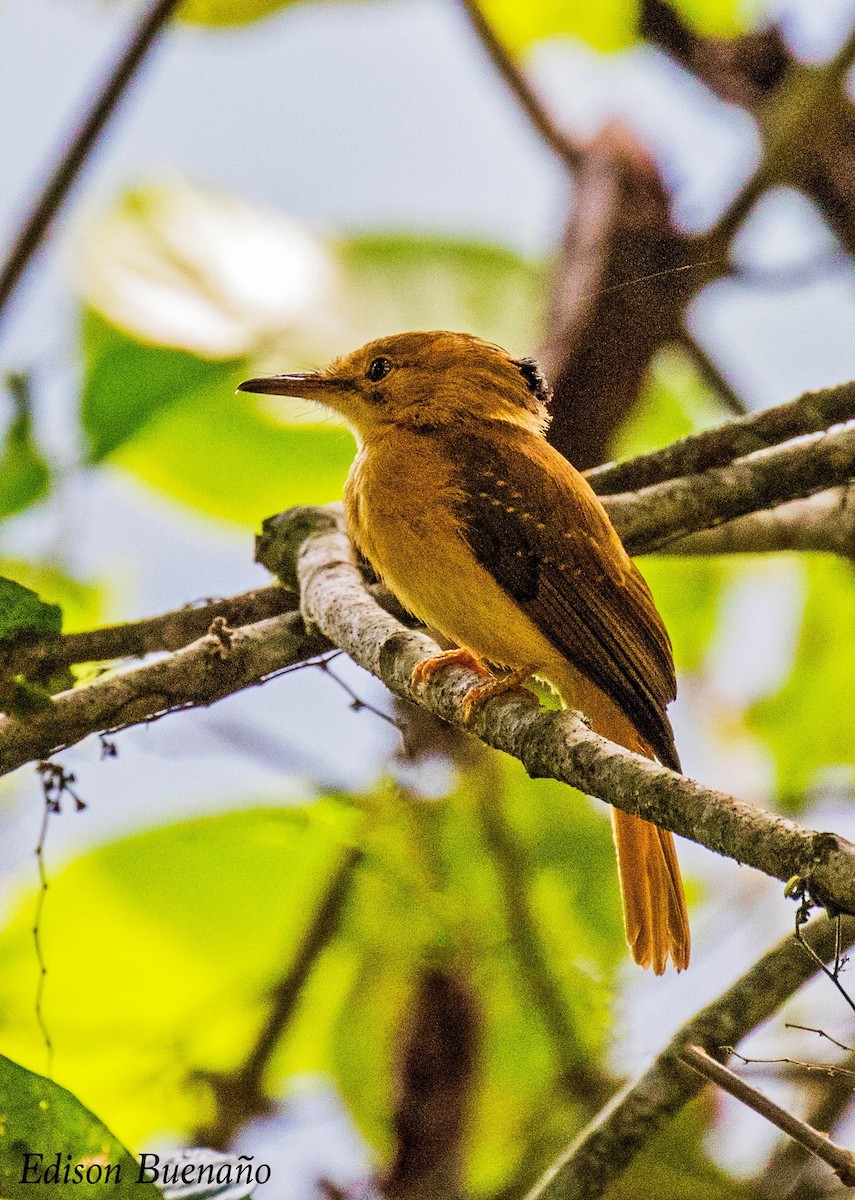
460,668,536,722
411,647,493,688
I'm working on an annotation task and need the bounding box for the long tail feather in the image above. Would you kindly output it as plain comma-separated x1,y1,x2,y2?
551,664,691,973
611,807,690,974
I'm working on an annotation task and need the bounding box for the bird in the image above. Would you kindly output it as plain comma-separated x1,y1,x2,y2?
238,331,690,974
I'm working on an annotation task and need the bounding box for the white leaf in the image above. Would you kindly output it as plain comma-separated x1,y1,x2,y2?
78,180,335,358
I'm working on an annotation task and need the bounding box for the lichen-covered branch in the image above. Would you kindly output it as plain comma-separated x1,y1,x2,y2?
3,586,293,679
666,485,855,558
607,422,855,555
4,398,855,780
0,610,331,776
255,506,855,917
585,380,855,496
524,914,855,1200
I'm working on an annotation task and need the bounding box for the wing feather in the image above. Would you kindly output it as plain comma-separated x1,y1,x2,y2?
446,426,680,771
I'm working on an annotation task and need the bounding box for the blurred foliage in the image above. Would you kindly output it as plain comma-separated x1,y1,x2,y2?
0,375,50,521
749,555,855,805
0,578,61,643
0,760,626,1195
173,0,749,39
479,0,747,54
0,1054,160,1199
178,0,295,24
78,182,544,526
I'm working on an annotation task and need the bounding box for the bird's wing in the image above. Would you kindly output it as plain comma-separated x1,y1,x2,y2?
447,426,680,771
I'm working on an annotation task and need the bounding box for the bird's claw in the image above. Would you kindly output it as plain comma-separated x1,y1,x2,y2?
461,670,535,723
411,648,492,689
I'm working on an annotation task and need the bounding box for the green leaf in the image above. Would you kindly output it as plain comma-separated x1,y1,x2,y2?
0,1053,161,1198
478,0,748,55
81,310,240,462
0,804,360,1144
748,557,855,804
177,0,295,24
111,364,356,526
480,0,638,53
0,561,100,636
0,375,50,520
0,578,62,642
337,234,545,357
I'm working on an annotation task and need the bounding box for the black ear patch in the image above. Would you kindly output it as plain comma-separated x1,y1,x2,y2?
514,357,552,407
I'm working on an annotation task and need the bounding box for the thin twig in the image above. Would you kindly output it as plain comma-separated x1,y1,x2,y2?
456,0,581,172
585,379,855,496
0,0,182,328
195,847,362,1149
793,905,855,1020
758,1048,855,1200
722,1047,855,1082
787,1025,855,1054
680,1044,855,1188
524,915,855,1200
677,328,747,416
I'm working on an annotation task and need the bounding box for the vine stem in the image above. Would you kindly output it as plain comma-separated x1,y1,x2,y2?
0,0,182,330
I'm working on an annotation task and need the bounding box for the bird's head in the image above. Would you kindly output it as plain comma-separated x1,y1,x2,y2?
237,331,551,442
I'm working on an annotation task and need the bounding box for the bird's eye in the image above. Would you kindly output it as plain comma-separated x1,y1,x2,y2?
366,356,393,382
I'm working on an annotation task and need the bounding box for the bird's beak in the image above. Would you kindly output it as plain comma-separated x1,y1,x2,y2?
237,372,341,400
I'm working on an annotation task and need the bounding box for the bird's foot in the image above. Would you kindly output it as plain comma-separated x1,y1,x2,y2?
461,669,535,723
411,648,492,689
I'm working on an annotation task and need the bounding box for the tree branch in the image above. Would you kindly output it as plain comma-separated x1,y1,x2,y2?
0,609,332,775
677,329,747,417
523,914,855,1200
607,422,855,555
755,1044,855,1200
252,506,855,917
666,485,855,558
0,0,182,328
679,1044,855,1189
194,847,361,1150
707,22,855,250
456,0,581,172
585,380,855,496
2,586,293,679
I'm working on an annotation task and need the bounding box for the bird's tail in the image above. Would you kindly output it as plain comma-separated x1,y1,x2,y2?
551,667,690,974
610,805,689,974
